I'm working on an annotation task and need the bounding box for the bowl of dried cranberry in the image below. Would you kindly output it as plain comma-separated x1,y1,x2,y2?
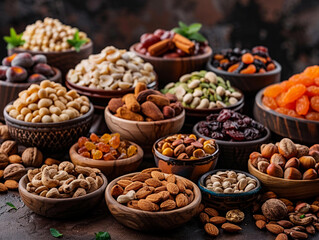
193,109,271,170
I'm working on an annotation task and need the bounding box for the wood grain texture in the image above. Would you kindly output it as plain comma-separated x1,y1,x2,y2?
130,44,212,88
207,61,281,93
18,173,108,218
0,67,61,121
105,172,201,231
248,159,319,199
70,142,143,180
254,88,319,145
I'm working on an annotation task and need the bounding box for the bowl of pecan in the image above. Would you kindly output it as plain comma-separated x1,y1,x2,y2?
105,168,201,230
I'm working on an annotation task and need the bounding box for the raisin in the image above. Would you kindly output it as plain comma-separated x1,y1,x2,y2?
263,84,283,98
262,96,278,110
310,96,319,112
296,95,310,115
306,86,319,96
282,84,306,104
306,112,319,121
90,133,99,142
78,137,88,148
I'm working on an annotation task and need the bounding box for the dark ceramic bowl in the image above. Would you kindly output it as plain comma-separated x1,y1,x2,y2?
19,173,108,218
0,67,61,121
193,122,271,170
198,169,261,210
4,102,94,153
254,88,319,145
152,136,219,181
207,60,281,93
130,44,212,88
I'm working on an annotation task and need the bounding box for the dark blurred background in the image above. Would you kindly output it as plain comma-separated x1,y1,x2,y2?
0,0,318,80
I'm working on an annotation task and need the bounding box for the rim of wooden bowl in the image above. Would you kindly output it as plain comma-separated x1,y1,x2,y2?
105,172,202,215
193,121,271,146
255,86,319,124
105,107,185,126
152,135,219,164
130,44,212,62
207,60,281,77
4,102,94,127
198,169,261,197
19,172,108,202
248,158,319,183
69,141,144,167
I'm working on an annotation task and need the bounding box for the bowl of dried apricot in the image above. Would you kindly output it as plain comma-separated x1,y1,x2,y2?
105,168,201,230
254,65,319,144
69,133,143,179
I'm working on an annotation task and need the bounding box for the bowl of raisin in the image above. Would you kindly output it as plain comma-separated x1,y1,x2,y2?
193,109,270,170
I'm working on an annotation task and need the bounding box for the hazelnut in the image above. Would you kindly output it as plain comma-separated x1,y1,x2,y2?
0,152,9,169
261,199,288,220
284,157,300,169
250,152,262,162
270,153,286,168
257,161,269,173
303,169,318,180
295,144,309,158
278,138,297,159
310,144,319,152
299,156,316,170
22,147,43,167
3,163,26,181
284,167,302,180
0,140,17,155
261,143,278,158
252,157,268,168
266,163,283,178
309,150,319,162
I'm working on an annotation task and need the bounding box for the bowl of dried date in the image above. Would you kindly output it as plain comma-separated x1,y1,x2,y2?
193,109,271,170
69,132,143,179
130,22,212,88
254,65,319,145
105,168,201,230
19,161,108,218
248,138,319,199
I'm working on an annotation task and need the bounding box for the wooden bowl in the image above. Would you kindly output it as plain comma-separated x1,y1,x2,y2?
9,41,93,78
4,103,94,153
152,136,219,181
254,88,319,145
130,44,212,88
69,141,143,180
248,159,319,199
0,67,61,121
104,107,185,153
193,122,271,170
105,172,201,231
198,169,261,210
207,61,281,93
19,173,108,218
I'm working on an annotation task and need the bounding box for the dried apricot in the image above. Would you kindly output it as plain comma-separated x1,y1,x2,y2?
264,84,283,98
240,64,256,74
259,68,266,73
306,112,319,121
282,84,306,104
306,86,319,96
296,95,309,115
262,96,277,110
310,96,319,112
242,53,254,64
254,55,267,64
228,63,240,72
266,63,276,71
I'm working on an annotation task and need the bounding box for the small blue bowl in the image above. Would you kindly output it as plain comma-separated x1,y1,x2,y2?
198,169,261,210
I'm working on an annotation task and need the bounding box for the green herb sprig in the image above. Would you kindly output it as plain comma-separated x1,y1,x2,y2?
50,228,63,238
67,30,88,52
3,28,25,50
6,202,17,210
95,231,111,240
172,21,206,42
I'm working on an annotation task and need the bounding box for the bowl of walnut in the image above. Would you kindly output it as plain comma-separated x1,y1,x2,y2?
19,162,108,218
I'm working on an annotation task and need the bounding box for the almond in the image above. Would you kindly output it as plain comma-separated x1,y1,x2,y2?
127,200,140,209
117,179,132,188
4,180,18,190
145,178,162,187
124,181,143,192
180,178,193,189
8,155,22,164
204,207,219,217
204,223,219,237
154,186,166,193
279,198,293,206
137,199,158,211
306,225,315,234
275,233,288,240
314,223,319,231
256,220,267,229
175,193,188,208
159,191,170,201
166,182,179,195
0,170,3,179
136,186,153,199
131,173,151,182
150,171,165,180
185,189,194,203
200,212,210,224
266,224,284,234
176,179,186,192
110,184,123,198
166,174,176,183
160,199,176,211
44,158,61,166
277,220,294,228
289,230,308,239
310,204,319,213
253,214,267,221
221,223,242,232
141,168,161,173
0,183,8,192
146,193,162,203
198,203,205,214
210,216,226,225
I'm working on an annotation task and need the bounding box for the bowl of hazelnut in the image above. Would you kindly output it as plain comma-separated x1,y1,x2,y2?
3,80,94,153
248,138,319,199
153,134,219,181
69,133,143,179
7,18,93,77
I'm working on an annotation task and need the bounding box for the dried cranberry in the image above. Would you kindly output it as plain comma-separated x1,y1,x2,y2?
226,130,245,141
217,109,231,122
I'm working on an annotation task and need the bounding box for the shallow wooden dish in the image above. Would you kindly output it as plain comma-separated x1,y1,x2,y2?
0,67,61,121
207,61,281,93
69,141,143,180
193,122,271,170
198,169,261,210
4,103,94,153
105,172,201,231
19,173,108,218
248,159,319,199
152,136,219,181
9,41,93,78
130,44,212,88
254,88,319,145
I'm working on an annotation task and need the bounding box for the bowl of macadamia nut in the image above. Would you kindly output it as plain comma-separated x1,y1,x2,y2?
3,80,94,153
7,17,93,76
19,162,108,218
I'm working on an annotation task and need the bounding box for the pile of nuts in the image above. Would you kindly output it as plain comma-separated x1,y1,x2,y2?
67,46,156,90
111,168,195,211
77,133,138,160
204,170,258,194
250,138,319,180
20,17,89,52
1,53,55,83
252,191,319,240
26,162,103,198
108,83,183,121
162,71,242,109
6,80,90,123
155,134,217,160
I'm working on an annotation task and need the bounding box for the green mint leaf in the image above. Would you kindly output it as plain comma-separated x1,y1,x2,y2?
178,21,188,30
187,23,202,34
188,32,206,42
95,231,111,240
6,202,17,209
50,228,63,238
10,28,17,38
172,28,186,36
300,214,305,219
67,30,88,52
4,27,25,49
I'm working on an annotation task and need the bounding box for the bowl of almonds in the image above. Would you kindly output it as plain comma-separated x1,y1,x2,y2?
198,169,261,210
105,168,201,230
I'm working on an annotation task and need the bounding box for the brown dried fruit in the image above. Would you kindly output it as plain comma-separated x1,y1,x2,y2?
108,98,124,113
266,224,284,234
160,199,176,211
262,199,288,220
275,233,288,240
278,138,297,159
127,200,140,210
0,152,9,169
141,167,161,173
166,182,179,195
176,179,186,192
258,161,269,173
295,144,309,158
184,189,194,203
145,178,162,187
8,155,22,164
256,220,266,229
3,163,26,181
163,106,175,119
310,204,319,213
261,191,277,202
4,179,18,190
221,223,242,232
141,101,164,121
110,185,123,198
0,170,3,179
204,207,219,217
289,230,308,239
295,203,310,214
0,140,17,155
22,147,43,167
200,212,210,224
210,216,226,225
299,156,316,170
0,183,8,192
303,169,317,180
262,143,278,158
175,193,188,208
204,223,219,237
154,186,166,193
0,125,10,140
306,225,315,234
166,174,176,183
279,198,293,206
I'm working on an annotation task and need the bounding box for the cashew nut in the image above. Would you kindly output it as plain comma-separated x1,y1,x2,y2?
117,190,136,204
75,165,96,178
63,179,90,193
86,177,98,193
289,213,313,226
53,170,68,181
58,161,74,173
42,166,59,188
72,188,86,198
31,172,43,188
27,168,41,182
35,185,48,194
77,173,85,179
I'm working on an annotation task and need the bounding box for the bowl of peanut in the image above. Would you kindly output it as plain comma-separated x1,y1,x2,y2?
3,80,94,153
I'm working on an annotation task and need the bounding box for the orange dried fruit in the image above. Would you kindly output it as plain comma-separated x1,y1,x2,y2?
279,80,294,91
288,74,314,86
90,133,99,142
306,86,319,96
266,63,276,71
78,137,88,148
262,96,278,110
296,95,309,115
84,141,96,151
282,84,306,104
242,53,254,64
275,107,300,118
259,68,266,73
303,65,319,78
306,112,319,121
228,63,240,72
310,96,319,112
264,84,283,98
92,149,103,160
240,64,256,74
109,135,121,149
315,77,319,86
